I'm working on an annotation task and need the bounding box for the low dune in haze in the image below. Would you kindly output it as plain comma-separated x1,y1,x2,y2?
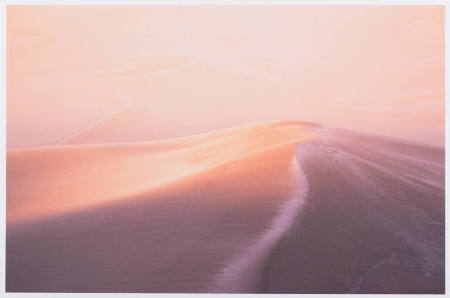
6,121,444,293
8,6,445,149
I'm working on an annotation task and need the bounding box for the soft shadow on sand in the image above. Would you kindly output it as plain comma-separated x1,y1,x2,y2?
6,121,444,293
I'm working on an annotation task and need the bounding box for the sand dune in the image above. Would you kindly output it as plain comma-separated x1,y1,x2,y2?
263,128,444,294
6,5,444,294
7,121,312,224
6,121,444,293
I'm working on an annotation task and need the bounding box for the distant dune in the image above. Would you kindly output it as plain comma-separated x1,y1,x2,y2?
6,121,444,293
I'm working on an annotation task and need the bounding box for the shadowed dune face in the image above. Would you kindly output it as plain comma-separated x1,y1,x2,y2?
6,122,444,293
263,129,444,294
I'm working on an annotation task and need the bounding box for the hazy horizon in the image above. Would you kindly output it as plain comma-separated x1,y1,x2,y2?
6,6,445,294
7,5,445,148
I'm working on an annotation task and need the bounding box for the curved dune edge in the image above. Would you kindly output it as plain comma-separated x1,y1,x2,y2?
208,150,309,293
6,121,316,293
6,121,444,293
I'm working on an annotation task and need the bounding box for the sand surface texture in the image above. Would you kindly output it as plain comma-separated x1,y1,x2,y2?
6,122,444,293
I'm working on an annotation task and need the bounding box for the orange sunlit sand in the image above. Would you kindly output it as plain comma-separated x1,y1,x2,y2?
6,5,445,294
7,121,312,223
6,121,444,293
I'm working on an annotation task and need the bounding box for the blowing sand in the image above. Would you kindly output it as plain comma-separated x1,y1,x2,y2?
6,121,444,293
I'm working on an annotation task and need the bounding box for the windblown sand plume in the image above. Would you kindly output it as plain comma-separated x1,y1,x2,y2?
6,121,444,293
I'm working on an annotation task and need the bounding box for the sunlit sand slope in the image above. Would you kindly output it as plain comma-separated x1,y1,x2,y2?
6,121,313,292
6,121,444,293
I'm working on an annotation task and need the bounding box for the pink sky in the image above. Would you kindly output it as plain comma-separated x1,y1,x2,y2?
7,6,445,148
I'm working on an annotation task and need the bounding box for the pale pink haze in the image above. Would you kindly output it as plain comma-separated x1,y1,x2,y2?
7,6,444,148
5,6,445,293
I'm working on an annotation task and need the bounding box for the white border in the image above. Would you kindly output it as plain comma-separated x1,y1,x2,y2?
1,0,6,295
3,0,450,5
444,2,448,297
0,1,447,298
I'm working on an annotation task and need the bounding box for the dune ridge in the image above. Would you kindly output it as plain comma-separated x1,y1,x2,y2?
209,152,309,293
6,121,444,293
262,127,444,293
7,121,314,224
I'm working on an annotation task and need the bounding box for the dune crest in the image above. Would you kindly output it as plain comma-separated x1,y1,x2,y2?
6,121,444,293
7,121,314,224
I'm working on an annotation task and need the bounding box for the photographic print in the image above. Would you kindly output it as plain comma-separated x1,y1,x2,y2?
5,5,445,294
